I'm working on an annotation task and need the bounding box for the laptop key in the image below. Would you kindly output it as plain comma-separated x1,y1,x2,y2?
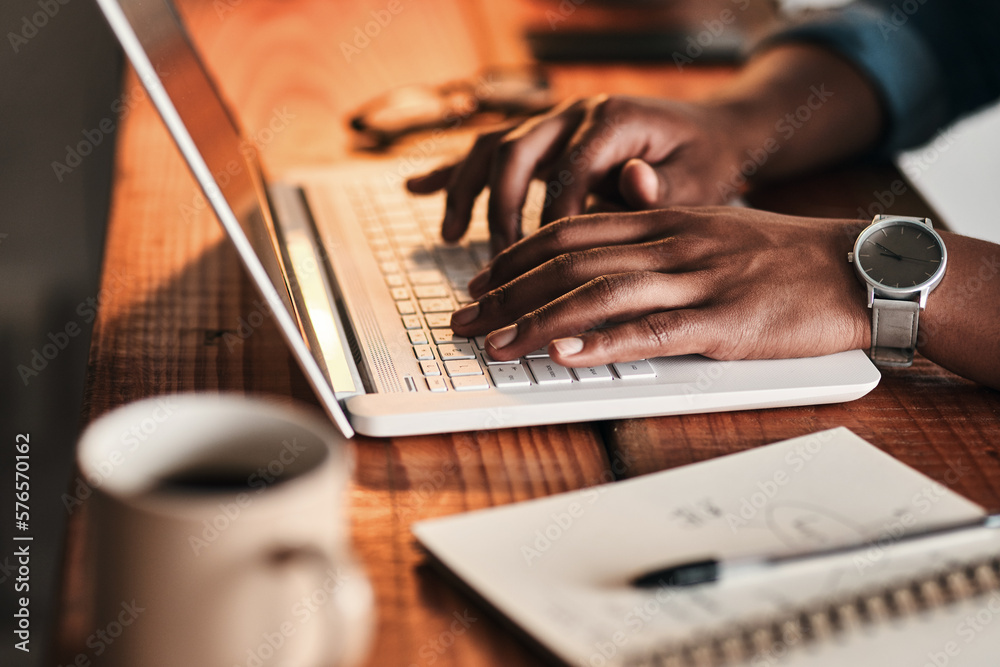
424,313,451,328
431,328,468,345
413,284,449,299
401,314,422,330
390,287,410,300
419,360,440,376
426,376,448,392
524,347,550,359
481,351,519,365
527,359,573,384
419,298,456,313
443,359,484,377
396,300,417,315
572,365,614,382
407,330,429,345
451,375,490,391
489,364,531,388
473,335,488,350
437,343,476,360
613,360,656,379
413,345,435,361
408,270,445,285
385,273,405,287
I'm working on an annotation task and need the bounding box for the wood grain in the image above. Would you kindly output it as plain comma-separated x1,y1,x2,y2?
54,1,1000,666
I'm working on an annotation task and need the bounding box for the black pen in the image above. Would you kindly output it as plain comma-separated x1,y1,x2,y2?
632,513,1000,588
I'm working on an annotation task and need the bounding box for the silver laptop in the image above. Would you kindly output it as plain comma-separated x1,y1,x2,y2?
94,0,880,438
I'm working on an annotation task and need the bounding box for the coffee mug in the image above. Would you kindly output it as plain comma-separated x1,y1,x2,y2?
77,394,373,667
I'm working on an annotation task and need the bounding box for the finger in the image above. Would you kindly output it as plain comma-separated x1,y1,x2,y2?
406,165,455,194
547,309,716,367
469,209,688,298
486,103,588,254
453,243,682,335
440,130,505,242
540,105,647,224
618,158,666,209
483,271,702,361
632,151,734,207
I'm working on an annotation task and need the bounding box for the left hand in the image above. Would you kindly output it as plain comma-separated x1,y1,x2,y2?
448,207,872,366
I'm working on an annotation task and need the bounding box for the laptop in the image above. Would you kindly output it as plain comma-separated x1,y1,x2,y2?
94,0,880,438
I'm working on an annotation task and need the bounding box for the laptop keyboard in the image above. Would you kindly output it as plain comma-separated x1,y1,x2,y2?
345,181,656,393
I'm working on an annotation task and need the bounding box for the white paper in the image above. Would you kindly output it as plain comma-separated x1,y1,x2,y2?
413,428,995,666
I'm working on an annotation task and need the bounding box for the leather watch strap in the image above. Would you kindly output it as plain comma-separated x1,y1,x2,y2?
871,298,919,367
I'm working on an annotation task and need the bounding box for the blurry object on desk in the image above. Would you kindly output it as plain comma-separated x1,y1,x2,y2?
349,67,553,150
522,0,779,63
77,395,374,667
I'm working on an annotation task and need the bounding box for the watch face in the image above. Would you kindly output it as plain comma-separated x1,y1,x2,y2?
855,220,946,290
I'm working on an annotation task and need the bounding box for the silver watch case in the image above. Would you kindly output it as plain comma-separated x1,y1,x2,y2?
847,215,948,309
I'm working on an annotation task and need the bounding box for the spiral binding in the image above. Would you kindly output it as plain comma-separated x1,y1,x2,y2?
622,555,1000,667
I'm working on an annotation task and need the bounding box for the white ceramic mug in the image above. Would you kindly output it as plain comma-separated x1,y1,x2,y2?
77,394,373,667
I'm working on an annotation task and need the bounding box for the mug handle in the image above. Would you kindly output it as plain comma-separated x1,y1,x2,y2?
264,544,374,667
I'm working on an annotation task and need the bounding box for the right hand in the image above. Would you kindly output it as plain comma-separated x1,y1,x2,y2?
405,95,744,254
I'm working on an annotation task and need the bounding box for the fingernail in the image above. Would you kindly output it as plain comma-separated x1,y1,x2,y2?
487,323,518,350
468,267,490,294
451,302,480,326
551,337,584,356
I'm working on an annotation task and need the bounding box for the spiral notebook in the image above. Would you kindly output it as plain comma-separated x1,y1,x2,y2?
413,428,1000,666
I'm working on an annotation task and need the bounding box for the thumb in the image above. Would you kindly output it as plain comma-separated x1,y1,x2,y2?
618,158,668,209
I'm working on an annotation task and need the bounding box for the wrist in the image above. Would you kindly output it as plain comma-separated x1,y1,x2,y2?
698,96,784,193
834,218,874,352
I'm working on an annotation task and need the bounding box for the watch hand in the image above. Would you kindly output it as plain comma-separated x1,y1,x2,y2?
874,242,903,260
878,252,936,263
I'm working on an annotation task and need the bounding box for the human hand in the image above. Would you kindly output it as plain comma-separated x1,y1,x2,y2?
406,95,744,254
448,207,871,366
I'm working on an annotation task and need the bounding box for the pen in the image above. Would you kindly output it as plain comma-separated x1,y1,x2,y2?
632,513,1000,588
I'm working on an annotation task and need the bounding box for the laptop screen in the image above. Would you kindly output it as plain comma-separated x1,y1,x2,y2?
96,0,356,437
101,0,293,316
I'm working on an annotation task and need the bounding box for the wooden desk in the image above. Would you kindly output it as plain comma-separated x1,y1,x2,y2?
56,1,1000,665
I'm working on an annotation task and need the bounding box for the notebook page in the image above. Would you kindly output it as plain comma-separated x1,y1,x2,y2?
413,428,988,666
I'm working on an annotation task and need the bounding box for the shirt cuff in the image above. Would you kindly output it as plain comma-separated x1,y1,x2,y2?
755,3,948,156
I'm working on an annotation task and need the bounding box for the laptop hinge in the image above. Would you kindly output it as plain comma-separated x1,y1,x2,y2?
267,183,367,400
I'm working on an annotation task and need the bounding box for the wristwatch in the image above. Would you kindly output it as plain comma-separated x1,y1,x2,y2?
848,215,947,367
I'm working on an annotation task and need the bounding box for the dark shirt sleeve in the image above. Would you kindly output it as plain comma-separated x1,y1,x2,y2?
757,0,1000,156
